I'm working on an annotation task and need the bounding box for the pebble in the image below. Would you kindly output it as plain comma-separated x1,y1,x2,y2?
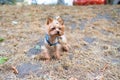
69,77,78,80
12,21,18,25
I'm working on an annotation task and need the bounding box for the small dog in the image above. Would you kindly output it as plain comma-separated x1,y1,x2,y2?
37,16,69,60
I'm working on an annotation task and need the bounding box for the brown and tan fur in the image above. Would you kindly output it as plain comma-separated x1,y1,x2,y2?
37,16,69,60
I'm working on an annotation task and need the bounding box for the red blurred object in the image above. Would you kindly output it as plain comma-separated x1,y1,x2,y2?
73,0,105,5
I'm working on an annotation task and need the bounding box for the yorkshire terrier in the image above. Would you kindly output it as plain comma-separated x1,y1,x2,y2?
36,16,69,60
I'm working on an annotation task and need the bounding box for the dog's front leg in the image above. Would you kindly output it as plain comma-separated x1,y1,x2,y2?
55,45,61,59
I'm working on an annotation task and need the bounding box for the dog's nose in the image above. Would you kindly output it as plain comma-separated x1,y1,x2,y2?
57,31,60,34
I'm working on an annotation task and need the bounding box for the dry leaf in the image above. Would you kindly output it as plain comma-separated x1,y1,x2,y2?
11,66,18,74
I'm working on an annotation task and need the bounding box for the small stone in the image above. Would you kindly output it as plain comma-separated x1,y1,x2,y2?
12,21,18,25
102,45,108,50
1,42,5,46
69,53,74,60
69,77,78,80
117,47,120,52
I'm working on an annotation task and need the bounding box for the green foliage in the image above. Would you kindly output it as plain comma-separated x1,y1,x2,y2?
0,57,8,64
0,37,4,42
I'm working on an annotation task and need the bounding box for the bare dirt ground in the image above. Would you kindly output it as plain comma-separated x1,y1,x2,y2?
0,5,120,80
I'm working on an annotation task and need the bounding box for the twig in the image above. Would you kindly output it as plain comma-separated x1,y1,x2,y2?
100,63,108,72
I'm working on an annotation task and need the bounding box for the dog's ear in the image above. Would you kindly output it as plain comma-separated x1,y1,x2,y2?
46,17,53,25
56,16,64,25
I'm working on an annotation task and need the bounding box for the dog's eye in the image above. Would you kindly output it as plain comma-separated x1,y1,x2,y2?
51,27,55,30
59,28,61,30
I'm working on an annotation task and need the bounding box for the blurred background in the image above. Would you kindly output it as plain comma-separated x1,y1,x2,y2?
0,0,120,5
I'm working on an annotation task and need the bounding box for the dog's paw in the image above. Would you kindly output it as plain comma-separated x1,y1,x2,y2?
62,45,69,52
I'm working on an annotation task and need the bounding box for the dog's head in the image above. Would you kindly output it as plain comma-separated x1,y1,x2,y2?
46,16,65,37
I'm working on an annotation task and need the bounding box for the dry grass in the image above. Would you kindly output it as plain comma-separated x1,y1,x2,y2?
0,5,120,80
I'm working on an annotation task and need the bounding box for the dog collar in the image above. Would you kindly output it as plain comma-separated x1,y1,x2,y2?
45,34,59,46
